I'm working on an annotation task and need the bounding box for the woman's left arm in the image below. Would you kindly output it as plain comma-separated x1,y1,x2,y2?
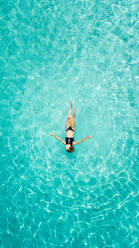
50,133,66,145
73,136,92,145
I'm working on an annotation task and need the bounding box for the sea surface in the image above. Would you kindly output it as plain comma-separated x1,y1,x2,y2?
0,0,139,247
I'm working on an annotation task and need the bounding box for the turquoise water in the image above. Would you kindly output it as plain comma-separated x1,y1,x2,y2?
0,0,139,247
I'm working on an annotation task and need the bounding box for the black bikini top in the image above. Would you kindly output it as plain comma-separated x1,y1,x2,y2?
65,137,74,146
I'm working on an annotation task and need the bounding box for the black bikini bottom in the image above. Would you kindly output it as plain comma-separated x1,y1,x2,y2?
66,126,75,132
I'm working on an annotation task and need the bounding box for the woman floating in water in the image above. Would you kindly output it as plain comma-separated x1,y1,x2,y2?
50,102,92,153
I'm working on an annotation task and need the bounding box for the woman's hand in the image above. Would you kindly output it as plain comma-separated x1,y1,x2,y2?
50,133,54,136
88,136,92,139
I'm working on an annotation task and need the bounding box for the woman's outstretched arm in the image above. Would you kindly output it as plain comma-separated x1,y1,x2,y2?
50,133,66,145
73,136,92,145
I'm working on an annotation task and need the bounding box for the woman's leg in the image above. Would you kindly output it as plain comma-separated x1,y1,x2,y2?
68,101,72,118
70,108,76,131
66,102,72,129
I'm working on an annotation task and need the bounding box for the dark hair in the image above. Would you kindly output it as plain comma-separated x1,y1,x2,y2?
67,146,74,153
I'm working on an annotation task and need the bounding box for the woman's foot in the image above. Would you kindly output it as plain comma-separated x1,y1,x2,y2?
73,108,76,117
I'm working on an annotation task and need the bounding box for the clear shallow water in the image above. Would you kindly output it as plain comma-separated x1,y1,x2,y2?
0,0,139,247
